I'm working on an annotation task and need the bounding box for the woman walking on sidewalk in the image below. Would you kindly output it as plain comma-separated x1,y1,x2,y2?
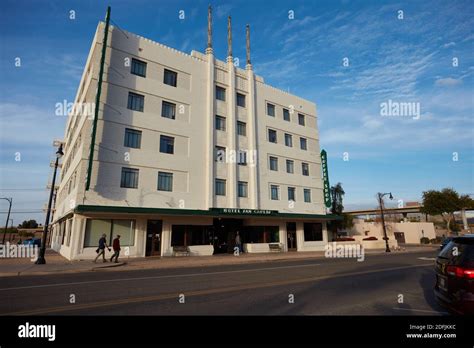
94,234,110,263
110,235,121,263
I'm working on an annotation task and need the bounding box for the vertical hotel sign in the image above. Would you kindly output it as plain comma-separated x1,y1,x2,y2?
86,6,111,190
321,149,331,208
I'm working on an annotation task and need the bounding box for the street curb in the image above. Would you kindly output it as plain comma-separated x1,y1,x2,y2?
91,262,126,270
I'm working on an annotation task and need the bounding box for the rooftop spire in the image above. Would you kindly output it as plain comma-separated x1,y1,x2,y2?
227,16,233,58
246,24,251,66
206,5,213,54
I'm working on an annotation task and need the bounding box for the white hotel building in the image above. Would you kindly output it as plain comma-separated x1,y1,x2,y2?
49,7,339,260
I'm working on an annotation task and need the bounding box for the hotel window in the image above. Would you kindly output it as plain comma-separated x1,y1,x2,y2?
304,223,322,241
238,150,247,165
216,86,226,101
304,189,311,203
283,108,290,121
157,171,173,192
84,219,135,247
215,146,226,162
288,187,295,201
298,113,305,126
302,162,309,176
237,121,246,136
160,135,175,154
270,185,279,200
131,58,147,77
215,179,226,196
121,168,139,188
124,128,142,148
215,115,226,131
269,156,278,171
127,92,144,112
163,69,177,87
300,137,307,150
161,101,176,119
284,133,293,147
267,103,275,116
236,93,246,107
286,160,294,173
268,129,277,143
238,181,248,198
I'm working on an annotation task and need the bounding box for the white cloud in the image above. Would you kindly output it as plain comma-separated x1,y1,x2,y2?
443,41,456,48
435,77,463,86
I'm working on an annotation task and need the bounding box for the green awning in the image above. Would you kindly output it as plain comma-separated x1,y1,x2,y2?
74,205,343,220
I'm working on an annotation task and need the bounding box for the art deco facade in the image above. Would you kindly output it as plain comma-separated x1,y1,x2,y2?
49,7,336,260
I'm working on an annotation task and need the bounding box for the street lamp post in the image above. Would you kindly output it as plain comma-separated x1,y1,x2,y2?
36,144,63,265
8,219,13,242
1,197,12,244
378,192,393,253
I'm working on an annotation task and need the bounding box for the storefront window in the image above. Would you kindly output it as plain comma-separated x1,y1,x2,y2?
304,223,323,241
84,220,111,247
112,220,135,246
241,226,279,243
84,219,135,247
171,225,212,246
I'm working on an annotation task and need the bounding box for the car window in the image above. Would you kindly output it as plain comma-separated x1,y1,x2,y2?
439,240,474,265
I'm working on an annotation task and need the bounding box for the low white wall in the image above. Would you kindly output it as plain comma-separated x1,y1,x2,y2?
361,240,398,249
187,245,214,256
299,241,326,252
349,220,435,245
244,243,270,253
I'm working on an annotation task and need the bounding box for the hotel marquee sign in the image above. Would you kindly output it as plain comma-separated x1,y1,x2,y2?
321,149,332,208
212,208,276,216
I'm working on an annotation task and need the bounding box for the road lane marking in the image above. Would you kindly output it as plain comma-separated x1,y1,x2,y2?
0,263,321,292
392,307,448,315
417,257,436,261
5,263,434,315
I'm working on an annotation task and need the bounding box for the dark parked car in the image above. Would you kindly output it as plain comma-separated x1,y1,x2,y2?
23,238,41,248
434,235,474,314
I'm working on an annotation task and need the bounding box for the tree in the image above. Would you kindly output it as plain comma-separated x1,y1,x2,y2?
420,188,471,234
330,182,345,215
328,183,350,239
19,220,39,229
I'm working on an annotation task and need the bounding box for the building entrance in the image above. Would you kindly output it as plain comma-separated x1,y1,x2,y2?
146,220,162,256
287,222,297,251
212,218,243,254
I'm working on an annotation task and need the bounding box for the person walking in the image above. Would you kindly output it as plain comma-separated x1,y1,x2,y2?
110,235,121,263
235,231,242,254
94,233,110,263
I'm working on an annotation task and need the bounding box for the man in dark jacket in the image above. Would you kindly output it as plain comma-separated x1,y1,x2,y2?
110,235,121,263
94,233,110,263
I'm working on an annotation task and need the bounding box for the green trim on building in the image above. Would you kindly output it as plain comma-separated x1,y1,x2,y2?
86,6,111,191
74,205,343,220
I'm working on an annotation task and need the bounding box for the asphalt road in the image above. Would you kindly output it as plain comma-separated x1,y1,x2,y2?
0,250,447,315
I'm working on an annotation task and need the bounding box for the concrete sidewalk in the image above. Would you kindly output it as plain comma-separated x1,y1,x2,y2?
0,245,439,277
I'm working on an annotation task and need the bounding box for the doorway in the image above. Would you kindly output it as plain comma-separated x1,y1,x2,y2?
394,232,406,244
212,218,243,254
146,220,162,256
287,222,297,251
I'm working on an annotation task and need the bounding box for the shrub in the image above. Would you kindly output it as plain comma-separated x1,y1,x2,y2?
363,236,378,241
420,237,430,244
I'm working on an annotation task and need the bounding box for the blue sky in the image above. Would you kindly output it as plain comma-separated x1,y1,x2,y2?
0,0,473,224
